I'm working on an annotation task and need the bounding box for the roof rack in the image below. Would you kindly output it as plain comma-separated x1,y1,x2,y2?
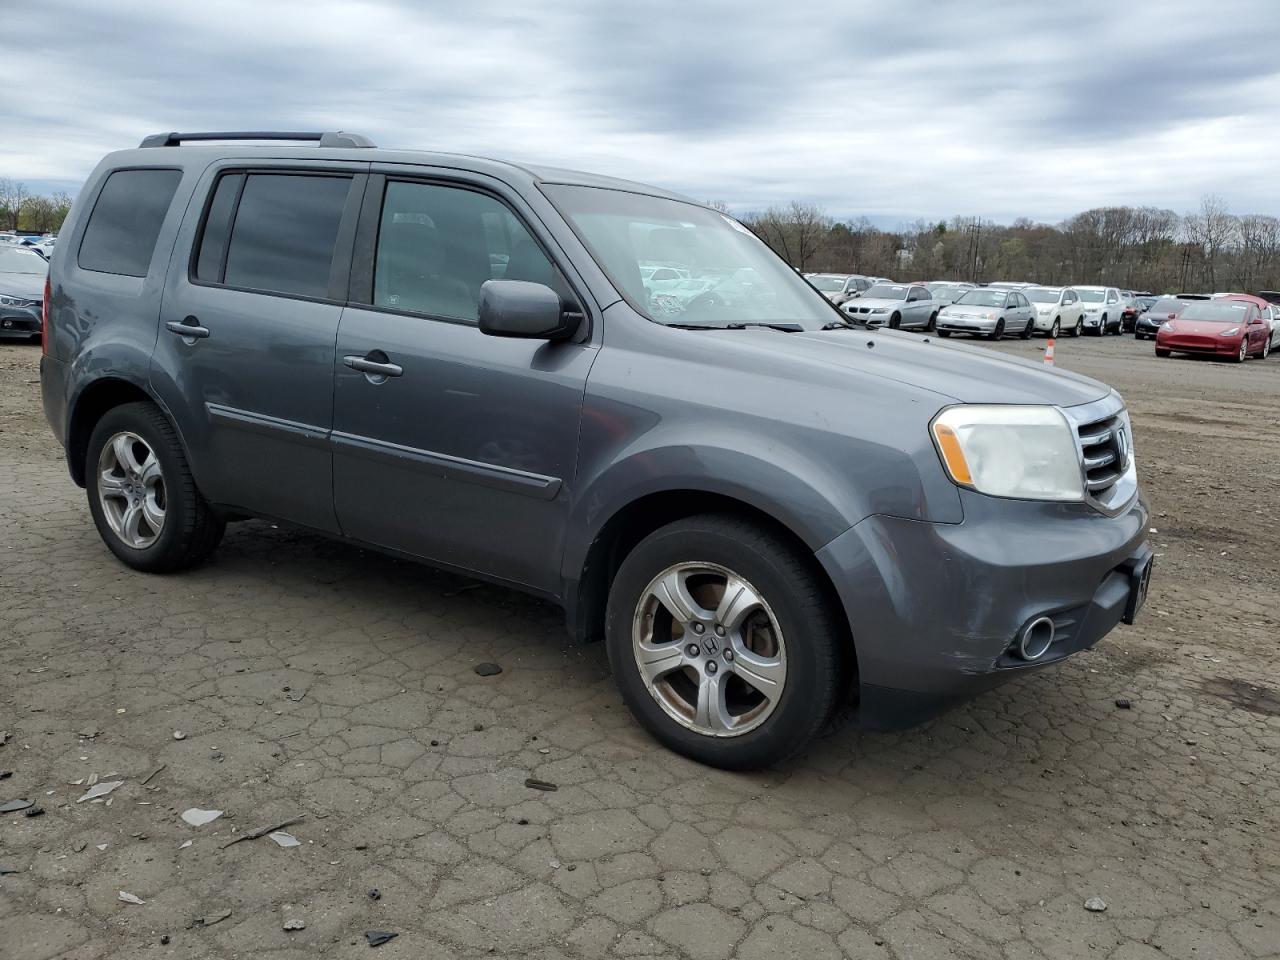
138,131,375,149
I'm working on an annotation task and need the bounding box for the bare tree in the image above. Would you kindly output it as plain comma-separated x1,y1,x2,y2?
744,202,832,272
1183,195,1237,290
0,177,30,231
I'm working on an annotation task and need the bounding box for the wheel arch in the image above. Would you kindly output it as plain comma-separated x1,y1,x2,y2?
564,486,853,659
66,377,182,488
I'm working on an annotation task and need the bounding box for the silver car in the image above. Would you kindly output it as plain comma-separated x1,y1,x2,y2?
841,282,938,329
937,287,1037,340
808,273,871,305
926,281,976,305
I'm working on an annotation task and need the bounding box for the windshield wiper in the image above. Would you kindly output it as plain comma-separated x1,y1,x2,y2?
722,322,804,332
821,318,868,330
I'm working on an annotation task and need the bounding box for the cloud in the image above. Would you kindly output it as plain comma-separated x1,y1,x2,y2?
3,0,1277,222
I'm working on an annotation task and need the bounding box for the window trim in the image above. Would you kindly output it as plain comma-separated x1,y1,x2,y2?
76,165,184,279
186,166,367,306
347,173,590,336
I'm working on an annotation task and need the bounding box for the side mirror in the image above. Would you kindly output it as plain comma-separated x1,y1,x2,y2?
478,280,580,340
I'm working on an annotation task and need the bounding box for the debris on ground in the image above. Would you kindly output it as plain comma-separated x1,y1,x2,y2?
365,930,398,947
191,909,232,927
0,771,11,780
283,918,306,931
1115,698,1132,709
524,778,558,792
368,888,381,901
0,864,19,875
72,840,86,853
23,806,43,817
222,814,305,848
77,780,124,803
178,840,192,849
1084,897,1108,912
0,798,33,813
268,831,301,848
172,731,186,740
95,843,107,851
141,764,166,785
181,808,224,827
160,935,170,945
118,891,145,905
473,662,503,676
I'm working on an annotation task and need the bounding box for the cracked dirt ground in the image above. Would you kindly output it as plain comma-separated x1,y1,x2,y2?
1,335,1278,960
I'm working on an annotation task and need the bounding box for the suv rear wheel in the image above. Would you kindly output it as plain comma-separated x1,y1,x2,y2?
86,402,224,572
605,515,845,769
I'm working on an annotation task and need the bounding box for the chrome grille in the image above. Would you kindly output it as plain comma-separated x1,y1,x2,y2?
1076,414,1125,495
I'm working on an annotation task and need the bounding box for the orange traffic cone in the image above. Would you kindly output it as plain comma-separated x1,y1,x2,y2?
1044,338,1055,366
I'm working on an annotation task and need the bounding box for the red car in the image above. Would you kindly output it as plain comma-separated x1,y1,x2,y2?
1155,297,1272,362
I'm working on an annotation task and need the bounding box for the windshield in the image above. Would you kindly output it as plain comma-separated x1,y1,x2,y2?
1149,298,1185,314
1180,301,1250,323
954,290,1007,307
864,283,909,300
809,275,847,292
0,248,47,274
1077,289,1105,303
543,185,836,330
1025,287,1061,304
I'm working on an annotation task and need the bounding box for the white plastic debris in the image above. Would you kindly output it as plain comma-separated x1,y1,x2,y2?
268,831,301,848
77,781,123,803
95,844,108,851
1084,897,1108,912
181,808,223,827
179,840,192,849
118,891,145,905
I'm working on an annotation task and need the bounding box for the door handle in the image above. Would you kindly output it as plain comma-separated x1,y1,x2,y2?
343,354,403,379
165,317,210,339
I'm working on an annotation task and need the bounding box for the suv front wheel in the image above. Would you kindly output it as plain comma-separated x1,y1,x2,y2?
605,515,846,769
86,402,224,573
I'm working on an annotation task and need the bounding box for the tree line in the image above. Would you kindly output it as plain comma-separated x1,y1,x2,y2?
0,178,74,234
740,196,1280,293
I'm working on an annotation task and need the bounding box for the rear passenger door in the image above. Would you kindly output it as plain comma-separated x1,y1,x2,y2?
331,172,598,593
151,162,367,532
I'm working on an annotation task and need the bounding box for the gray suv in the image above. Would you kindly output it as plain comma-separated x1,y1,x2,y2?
40,131,1153,769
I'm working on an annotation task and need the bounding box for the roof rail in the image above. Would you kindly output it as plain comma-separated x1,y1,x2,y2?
138,131,376,149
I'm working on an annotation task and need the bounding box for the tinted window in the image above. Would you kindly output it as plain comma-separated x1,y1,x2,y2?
78,169,182,277
222,174,351,298
374,181,566,322
194,173,244,283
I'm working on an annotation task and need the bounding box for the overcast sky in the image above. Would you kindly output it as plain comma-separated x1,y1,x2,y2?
4,0,1278,224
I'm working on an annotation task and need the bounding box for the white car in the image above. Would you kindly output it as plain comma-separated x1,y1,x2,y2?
1072,285,1124,335
1024,286,1086,338
840,282,938,330
936,287,1037,340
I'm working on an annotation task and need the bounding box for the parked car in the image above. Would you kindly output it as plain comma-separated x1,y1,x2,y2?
1154,299,1271,361
40,130,1153,770
926,280,975,305
986,281,1036,290
1134,297,1192,340
1217,293,1280,352
936,287,1037,340
807,273,871,305
1119,291,1142,332
0,245,48,341
1073,286,1124,335
840,282,937,329
1024,286,1086,338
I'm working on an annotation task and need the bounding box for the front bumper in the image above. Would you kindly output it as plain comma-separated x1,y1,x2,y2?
1082,312,1104,328
817,489,1150,730
1157,334,1241,356
937,314,997,334
0,303,40,335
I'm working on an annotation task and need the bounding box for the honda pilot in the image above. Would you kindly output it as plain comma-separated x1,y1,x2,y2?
40,131,1153,768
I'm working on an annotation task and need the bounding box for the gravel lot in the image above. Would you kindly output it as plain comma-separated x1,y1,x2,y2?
1,334,1278,960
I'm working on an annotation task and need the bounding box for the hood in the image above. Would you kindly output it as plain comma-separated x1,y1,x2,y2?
844,297,904,312
0,271,44,300
1164,320,1242,339
711,327,1113,406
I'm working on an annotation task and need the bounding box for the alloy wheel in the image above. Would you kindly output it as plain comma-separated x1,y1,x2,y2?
97,432,166,549
631,562,787,738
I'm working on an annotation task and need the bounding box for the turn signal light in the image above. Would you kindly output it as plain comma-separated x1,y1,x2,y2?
931,422,972,485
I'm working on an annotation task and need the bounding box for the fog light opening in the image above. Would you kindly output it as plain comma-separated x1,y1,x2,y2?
1018,617,1056,661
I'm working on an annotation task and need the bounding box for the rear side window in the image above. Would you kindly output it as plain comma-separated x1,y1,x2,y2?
78,169,182,277
196,173,352,299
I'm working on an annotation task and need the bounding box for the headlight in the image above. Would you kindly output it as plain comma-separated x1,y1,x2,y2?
870,307,888,314
1220,327,1239,336
0,295,22,306
984,312,996,320
931,405,1084,501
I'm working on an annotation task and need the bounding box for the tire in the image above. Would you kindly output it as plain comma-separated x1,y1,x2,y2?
1020,319,1033,339
889,312,901,330
987,319,1005,341
938,330,951,338
1049,319,1060,339
926,312,937,332
1234,338,1248,363
85,401,224,573
1155,348,1171,358
605,514,846,770
1072,319,1083,337
1263,338,1272,360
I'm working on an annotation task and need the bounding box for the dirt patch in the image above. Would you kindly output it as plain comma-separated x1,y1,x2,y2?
1200,676,1280,717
